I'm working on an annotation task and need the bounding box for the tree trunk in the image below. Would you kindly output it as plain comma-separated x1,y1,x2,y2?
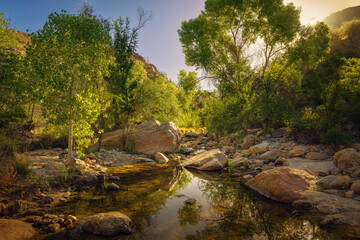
68,120,76,171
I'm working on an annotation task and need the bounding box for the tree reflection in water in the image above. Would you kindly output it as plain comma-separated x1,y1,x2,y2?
53,165,347,240
186,170,334,240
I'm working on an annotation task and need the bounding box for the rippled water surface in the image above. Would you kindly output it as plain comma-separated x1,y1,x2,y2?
51,163,357,240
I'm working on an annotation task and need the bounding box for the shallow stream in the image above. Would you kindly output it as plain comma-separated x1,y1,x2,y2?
49,163,357,239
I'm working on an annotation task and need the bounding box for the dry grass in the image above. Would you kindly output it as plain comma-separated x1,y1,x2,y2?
0,165,18,188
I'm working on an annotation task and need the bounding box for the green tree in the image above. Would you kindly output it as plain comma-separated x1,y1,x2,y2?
106,9,151,146
178,0,301,131
177,69,199,95
25,10,113,170
0,12,27,127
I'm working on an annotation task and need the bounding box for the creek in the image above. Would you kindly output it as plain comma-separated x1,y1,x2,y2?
48,163,355,239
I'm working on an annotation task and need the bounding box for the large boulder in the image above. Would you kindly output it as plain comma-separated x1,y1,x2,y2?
245,167,319,203
305,152,327,160
333,148,360,170
350,179,360,194
100,120,182,155
181,149,228,171
81,212,132,237
247,142,270,155
330,175,352,189
0,219,36,240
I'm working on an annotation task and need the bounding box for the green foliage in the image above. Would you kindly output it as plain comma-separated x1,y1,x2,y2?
331,19,360,58
178,70,199,95
24,10,113,165
320,127,354,145
0,12,27,128
324,58,360,127
12,156,31,176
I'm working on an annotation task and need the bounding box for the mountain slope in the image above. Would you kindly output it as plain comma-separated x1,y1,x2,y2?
324,5,360,28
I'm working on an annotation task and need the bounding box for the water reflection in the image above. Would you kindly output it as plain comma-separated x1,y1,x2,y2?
51,164,351,240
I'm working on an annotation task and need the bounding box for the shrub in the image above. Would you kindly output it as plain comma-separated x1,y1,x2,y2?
0,165,18,188
0,135,21,159
320,127,354,145
38,132,56,149
12,156,31,176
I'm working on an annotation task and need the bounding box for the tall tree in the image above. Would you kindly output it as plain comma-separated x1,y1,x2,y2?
107,8,151,146
0,12,26,127
178,0,301,130
25,10,113,170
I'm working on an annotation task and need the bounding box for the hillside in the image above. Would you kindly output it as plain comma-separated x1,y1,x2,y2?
324,5,360,28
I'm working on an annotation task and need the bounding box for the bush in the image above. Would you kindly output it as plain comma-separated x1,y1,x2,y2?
320,127,354,145
12,156,31,176
0,165,18,188
37,132,56,149
51,135,68,149
0,135,21,159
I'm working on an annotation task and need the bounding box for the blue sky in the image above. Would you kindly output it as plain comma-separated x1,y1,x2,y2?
1,0,359,85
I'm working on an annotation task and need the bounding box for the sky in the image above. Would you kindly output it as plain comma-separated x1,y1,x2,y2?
1,0,359,86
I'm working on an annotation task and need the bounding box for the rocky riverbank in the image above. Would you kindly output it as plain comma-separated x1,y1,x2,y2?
1,122,360,239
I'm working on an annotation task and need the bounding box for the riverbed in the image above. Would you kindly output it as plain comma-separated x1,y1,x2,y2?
47,163,357,239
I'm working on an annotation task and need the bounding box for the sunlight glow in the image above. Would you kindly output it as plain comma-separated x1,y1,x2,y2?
309,18,318,26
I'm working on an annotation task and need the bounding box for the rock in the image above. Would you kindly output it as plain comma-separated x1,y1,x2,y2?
345,191,354,198
330,168,340,175
316,204,340,214
317,176,338,189
222,145,234,153
44,223,60,233
180,146,194,154
288,158,334,173
243,174,253,179
181,149,228,171
107,183,120,191
86,153,97,160
247,142,270,155
291,200,313,209
0,219,36,240
230,157,249,168
135,157,155,163
84,158,93,165
350,143,360,151
45,162,67,171
271,128,287,138
259,149,289,161
185,132,198,138
324,189,340,195
81,171,99,183
65,215,77,225
305,152,327,160
12,200,38,214
81,212,132,237
350,179,360,194
245,167,319,203
97,174,106,181
184,198,196,205
100,120,182,155
109,176,120,181
333,148,360,170
330,175,352,189
321,214,346,227
233,152,242,159
154,152,169,164
274,157,289,166
290,148,306,157
241,137,255,150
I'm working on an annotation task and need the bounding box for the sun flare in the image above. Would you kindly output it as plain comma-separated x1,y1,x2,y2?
309,18,318,25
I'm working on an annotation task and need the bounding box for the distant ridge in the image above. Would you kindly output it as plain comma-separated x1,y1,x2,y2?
324,5,360,28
